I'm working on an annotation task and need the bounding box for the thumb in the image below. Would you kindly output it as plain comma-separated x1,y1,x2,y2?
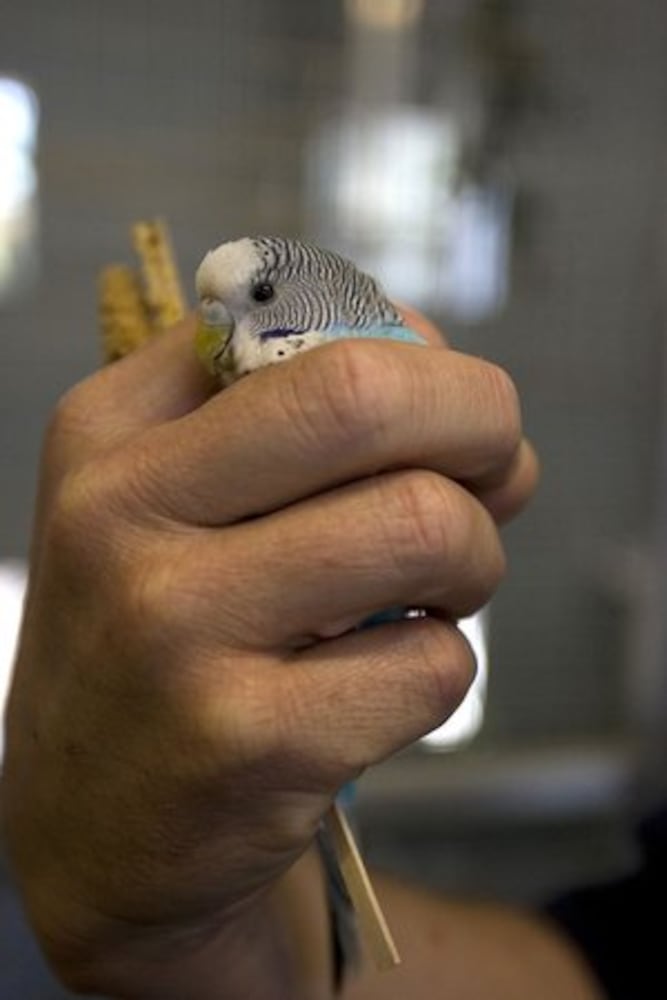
49,315,215,468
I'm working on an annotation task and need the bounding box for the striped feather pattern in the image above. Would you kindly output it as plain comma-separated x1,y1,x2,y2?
249,236,404,336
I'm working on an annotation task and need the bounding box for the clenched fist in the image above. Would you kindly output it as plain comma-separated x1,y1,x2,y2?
2,314,537,998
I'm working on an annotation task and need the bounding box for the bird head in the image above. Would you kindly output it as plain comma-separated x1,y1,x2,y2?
194,236,403,381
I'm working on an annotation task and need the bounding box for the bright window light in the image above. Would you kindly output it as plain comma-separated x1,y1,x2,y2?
438,184,511,322
345,0,424,32
420,609,488,751
0,75,39,302
307,108,510,320
0,560,28,761
0,76,38,152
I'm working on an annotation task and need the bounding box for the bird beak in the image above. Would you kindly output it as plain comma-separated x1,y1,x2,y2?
195,299,234,375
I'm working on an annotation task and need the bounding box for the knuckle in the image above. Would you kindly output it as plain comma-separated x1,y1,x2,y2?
124,550,198,642
481,361,523,461
196,669,288,781
47,464,113,560
383,470,457,566
443,494,506,610
113,438,176,520
121,545,251,653
287,340,394,452
229,676,284,766
47,378,98,450
380,470,506,611
395,618,476,726
45,458,144,595
125,560,171,635
420,622,477,712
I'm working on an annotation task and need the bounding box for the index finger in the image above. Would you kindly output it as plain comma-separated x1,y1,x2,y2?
401,303,538,522
115,337,524,527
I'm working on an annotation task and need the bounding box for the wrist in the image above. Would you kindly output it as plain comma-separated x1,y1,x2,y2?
38,848,334,1000
89,903,303,1000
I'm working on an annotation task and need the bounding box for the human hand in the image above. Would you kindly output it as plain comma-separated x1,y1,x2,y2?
1,314,537,997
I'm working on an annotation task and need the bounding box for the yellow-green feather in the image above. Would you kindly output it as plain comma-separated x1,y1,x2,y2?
194,320,232,375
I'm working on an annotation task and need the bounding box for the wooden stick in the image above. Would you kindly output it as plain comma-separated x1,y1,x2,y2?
325,802,401,970
131,218,186,330
99,220,185,363
98,264,154,362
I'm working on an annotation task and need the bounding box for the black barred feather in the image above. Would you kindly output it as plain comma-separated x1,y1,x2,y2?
250,236,403,336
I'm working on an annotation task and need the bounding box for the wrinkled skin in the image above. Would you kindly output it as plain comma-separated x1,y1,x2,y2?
1,313,538,997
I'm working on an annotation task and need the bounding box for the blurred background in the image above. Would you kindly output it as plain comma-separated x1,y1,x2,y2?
2,0,667,994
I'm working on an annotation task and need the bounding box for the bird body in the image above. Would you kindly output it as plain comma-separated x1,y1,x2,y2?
195,235,425,383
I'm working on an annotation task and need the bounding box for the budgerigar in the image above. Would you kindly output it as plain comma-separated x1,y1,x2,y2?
194,235,425,383
193,235,422,984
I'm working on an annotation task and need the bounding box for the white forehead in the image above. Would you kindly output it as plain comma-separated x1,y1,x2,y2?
195,237,262,300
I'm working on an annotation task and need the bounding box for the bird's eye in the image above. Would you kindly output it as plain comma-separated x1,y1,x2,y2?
251,282,275,303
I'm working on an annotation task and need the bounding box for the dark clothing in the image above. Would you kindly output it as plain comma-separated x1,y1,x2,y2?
545,809,667,999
